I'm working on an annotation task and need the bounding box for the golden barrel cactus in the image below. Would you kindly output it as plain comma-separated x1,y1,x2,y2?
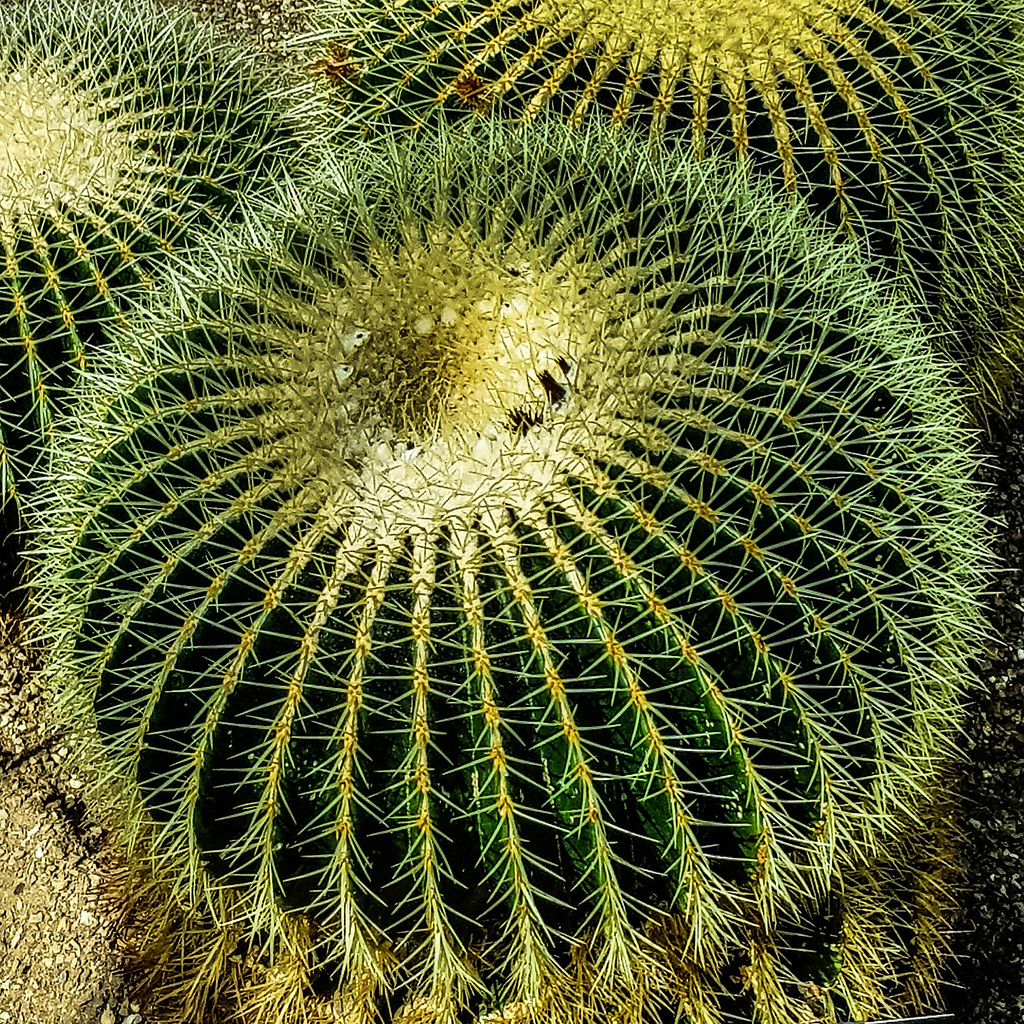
25,122,992,1023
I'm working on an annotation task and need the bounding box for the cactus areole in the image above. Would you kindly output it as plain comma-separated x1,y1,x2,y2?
41,127,988,1019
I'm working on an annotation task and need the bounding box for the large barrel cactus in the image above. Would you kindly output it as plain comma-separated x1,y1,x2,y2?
0,0,319,606
26,123,991,1023
303,0,1024,406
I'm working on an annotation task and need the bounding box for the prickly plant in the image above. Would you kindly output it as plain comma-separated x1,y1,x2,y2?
26,121,992,1024
303,0,1024,408
0,0,319,607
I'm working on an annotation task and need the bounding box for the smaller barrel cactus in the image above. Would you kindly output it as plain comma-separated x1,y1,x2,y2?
26,121,992,1024
0,0,321,607
303,0,1024,410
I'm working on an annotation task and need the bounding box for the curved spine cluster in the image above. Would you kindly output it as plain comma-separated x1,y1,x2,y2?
25,123,993,1024
0,0,316,606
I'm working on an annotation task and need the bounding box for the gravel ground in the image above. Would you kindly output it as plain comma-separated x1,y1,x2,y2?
0,0,1022,1022
153,0,311,53
0,626,138,1024
945,384,1024,1024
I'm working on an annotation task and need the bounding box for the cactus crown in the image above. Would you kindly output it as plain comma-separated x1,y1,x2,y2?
26,121,992,1024
0,0,299,236
213,162,692,538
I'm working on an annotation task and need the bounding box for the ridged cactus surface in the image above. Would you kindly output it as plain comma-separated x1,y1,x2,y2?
306,0,1024,404
27,124,991,1023
0,0,312,604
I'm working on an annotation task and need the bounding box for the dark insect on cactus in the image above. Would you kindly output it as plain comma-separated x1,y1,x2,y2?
0,0,319,608
306,0,1024,411
26,122,991,1024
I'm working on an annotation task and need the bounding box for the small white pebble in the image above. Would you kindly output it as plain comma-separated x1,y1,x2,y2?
414,315,435,335
440,305,457,325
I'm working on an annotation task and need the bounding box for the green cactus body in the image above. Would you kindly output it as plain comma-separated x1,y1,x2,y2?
307,0,1024,405
29,124,990,1023
0,0,316,604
